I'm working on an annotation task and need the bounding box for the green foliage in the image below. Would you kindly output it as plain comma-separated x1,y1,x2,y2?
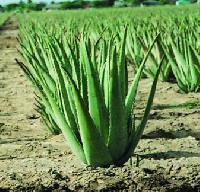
3,1,46,12
27,2,46,11
88,0,110,7
61,1,84,9
60,0,111,9
5,3,20,11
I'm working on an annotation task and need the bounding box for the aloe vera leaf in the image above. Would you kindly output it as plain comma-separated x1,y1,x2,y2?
65,69,113,166
107,46,127,162
119,56,165,165
126,34,160,121
80,39,109,143
42,82,86,163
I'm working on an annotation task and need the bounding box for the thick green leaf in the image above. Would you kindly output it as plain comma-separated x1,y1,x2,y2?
108,47,127,161
119,56,165,165
80,39,109,143
65,69,113,166
126,33,160,121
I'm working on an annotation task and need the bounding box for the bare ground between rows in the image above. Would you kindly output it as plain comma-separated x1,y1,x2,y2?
0,17,199,192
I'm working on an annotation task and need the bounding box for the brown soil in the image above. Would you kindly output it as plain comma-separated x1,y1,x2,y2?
0,17,199,192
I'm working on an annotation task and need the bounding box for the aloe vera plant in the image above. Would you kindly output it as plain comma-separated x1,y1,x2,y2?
138,33,171,82
126,27,171,81
126,29,144,75
164,37,200,93
18,23,163,167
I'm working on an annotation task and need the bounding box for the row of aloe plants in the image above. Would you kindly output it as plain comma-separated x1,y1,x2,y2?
18,6,200,93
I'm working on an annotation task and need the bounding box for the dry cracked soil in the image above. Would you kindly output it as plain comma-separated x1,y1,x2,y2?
0,17,200,192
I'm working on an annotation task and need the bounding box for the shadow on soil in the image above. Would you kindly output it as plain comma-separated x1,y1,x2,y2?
141,150,200,160
153,100,200,110
142,129,200,139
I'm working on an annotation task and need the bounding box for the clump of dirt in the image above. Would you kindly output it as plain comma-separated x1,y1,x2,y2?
0,17,199,191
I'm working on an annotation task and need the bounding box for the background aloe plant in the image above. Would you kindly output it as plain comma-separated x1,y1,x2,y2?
164,37,200,93
126,26,171,82
18,23,163,166
0,13,11,26
138,33,171,82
